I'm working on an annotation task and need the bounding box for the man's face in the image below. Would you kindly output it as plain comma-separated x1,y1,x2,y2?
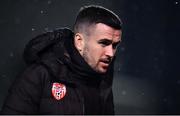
75,23,122,73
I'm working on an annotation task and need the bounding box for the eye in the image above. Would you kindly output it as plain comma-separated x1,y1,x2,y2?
99,41,110,47
98,39,112,47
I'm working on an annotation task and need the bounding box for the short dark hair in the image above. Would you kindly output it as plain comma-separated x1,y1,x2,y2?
73,5,122,34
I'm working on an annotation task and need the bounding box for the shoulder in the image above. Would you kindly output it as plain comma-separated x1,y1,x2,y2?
21,64,49,79
11,63,51,91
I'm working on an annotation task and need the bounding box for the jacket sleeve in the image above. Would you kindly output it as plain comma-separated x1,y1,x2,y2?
1,64,48,114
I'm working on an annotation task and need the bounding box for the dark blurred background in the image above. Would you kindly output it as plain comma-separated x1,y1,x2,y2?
0,0,179,114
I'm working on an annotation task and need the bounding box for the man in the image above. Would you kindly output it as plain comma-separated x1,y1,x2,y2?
1,5,122,114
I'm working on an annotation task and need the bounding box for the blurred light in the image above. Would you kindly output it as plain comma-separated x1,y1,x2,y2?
9,52,14,57
48,0,52,4
32,28,35,31
122,90,127,95
40,10,44,14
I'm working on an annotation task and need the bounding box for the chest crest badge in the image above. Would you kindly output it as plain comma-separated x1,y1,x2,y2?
51,82,66,100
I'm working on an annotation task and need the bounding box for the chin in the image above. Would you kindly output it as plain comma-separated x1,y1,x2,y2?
97,68,107,74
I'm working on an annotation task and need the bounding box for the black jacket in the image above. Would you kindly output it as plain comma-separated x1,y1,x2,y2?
1,28,115,114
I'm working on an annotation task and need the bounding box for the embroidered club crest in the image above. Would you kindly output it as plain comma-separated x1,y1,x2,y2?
51,82,66,100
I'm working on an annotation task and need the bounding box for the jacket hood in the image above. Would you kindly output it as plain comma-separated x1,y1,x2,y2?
23,27,73,65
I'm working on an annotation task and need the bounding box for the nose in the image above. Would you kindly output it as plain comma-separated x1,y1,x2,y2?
105,45,114,58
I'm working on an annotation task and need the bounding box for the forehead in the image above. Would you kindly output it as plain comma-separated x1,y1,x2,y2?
89,23,122,41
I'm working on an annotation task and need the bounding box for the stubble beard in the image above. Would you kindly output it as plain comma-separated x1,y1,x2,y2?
82,46,100,73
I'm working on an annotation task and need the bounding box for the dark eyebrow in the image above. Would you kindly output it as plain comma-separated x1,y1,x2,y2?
98,38,112,43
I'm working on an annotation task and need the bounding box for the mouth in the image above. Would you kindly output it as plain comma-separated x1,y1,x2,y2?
100,59,111,65
97,59,112,73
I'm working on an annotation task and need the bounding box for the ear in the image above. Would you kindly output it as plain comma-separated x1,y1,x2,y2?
74,33,85,55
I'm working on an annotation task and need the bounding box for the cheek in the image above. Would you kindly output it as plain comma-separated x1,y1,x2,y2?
91,47,104,61
85,41,105,62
